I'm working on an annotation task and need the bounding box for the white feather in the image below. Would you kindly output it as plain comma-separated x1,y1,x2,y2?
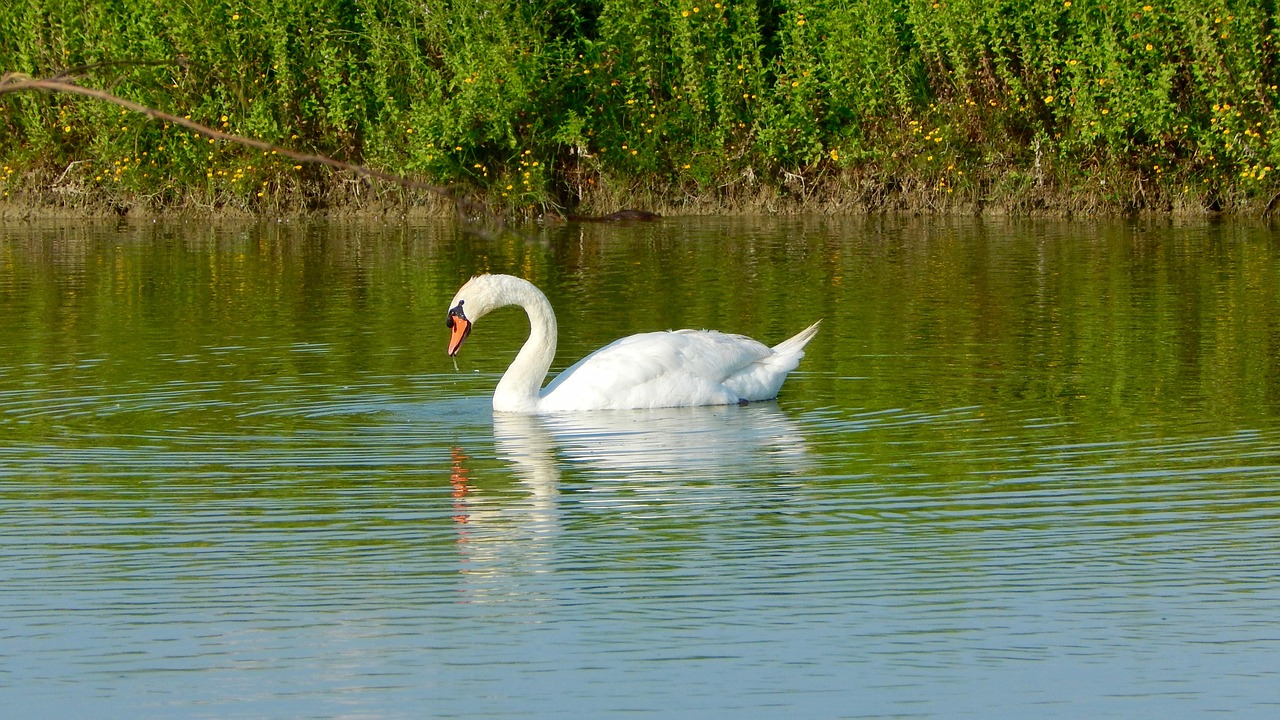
448,274,819,413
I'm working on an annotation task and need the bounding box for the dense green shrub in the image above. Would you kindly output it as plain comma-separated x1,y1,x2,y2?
2,0,1277,212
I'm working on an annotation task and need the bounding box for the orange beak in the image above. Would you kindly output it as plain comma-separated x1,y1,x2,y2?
447,315,471,356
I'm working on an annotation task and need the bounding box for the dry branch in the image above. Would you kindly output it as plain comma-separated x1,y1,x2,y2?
0,71,499,225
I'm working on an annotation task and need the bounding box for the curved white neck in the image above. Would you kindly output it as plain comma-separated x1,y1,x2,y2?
491,279,558,412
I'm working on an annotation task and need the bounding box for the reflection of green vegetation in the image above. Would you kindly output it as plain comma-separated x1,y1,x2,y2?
2,1,1278,213
1,219,1278,571
2,219,1278,496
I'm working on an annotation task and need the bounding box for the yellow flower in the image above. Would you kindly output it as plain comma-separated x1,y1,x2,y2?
1142,5,1152,11
829,149,839,161
1146,43,1154,50
1044,95,1054,103
682,10,689,16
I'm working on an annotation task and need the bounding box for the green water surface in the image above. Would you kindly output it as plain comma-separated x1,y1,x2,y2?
1,217,1278,719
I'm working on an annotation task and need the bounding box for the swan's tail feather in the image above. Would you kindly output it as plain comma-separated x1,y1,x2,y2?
772,320,821,356
725,320,821,400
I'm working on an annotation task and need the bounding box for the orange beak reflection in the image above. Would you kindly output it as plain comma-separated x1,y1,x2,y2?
447,314,471,356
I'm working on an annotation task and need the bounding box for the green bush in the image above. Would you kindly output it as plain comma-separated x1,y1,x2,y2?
2,0,1278,212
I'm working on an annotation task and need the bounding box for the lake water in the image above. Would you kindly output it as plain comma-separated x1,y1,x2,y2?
2,217,1279,718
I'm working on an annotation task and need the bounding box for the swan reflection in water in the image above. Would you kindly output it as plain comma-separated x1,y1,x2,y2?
449,404,812,594
492,403,811,485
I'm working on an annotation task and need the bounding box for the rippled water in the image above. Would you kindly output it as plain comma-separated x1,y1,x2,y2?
2,218,1280,718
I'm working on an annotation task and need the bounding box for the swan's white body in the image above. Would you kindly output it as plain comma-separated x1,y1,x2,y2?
447,274,819,413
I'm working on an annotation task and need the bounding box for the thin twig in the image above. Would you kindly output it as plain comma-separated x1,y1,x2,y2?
49,59,189,82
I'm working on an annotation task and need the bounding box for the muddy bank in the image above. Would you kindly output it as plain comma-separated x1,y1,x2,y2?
1,166,1273,222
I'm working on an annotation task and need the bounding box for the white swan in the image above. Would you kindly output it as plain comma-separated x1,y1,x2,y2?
446,274,820,413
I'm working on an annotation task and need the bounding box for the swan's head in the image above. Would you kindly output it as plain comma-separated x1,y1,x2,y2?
447,273,522,356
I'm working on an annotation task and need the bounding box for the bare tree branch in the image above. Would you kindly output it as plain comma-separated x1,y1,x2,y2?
0,71,500,226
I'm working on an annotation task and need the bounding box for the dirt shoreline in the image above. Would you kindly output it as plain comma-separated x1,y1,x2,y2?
1,176,1275,222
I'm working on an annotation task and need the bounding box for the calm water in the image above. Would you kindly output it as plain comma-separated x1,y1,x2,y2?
2,217,1279,718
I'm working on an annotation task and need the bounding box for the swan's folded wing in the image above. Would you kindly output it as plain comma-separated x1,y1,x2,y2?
539,330,773,410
